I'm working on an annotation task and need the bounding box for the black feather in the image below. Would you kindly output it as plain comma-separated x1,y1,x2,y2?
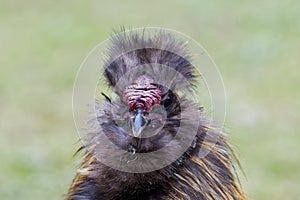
66,29,246,200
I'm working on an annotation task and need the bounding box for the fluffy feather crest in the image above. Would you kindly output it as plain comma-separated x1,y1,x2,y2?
104,29,197,96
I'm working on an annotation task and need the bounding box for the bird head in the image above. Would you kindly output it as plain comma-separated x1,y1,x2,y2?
97,31,196,156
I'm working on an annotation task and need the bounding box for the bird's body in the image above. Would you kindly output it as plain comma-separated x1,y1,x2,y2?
66,30,246,200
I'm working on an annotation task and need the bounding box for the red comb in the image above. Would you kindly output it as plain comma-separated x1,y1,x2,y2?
123,75,162,113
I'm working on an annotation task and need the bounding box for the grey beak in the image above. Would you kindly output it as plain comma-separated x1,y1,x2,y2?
131,108,147,137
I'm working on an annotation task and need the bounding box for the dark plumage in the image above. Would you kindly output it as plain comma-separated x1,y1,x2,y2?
66,29,246,200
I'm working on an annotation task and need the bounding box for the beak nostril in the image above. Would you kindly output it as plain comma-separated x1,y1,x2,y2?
128,145,136,154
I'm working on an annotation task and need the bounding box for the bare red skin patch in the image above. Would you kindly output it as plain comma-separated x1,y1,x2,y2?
123,75,162,113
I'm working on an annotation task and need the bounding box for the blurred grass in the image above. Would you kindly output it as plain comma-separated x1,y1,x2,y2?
0,0,299,199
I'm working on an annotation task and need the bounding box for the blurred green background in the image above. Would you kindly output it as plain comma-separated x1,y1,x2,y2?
0,0,299,199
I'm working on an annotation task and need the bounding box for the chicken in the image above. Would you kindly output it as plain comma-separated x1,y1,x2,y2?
66,29,246,200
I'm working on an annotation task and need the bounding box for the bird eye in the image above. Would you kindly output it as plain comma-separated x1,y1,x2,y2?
161,91,180,115
163,95,172,108
162,92,177,110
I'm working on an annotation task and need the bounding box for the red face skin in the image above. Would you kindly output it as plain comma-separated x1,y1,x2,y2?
123,75,162,114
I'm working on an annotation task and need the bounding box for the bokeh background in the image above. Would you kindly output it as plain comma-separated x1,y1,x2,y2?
1,1,299,199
